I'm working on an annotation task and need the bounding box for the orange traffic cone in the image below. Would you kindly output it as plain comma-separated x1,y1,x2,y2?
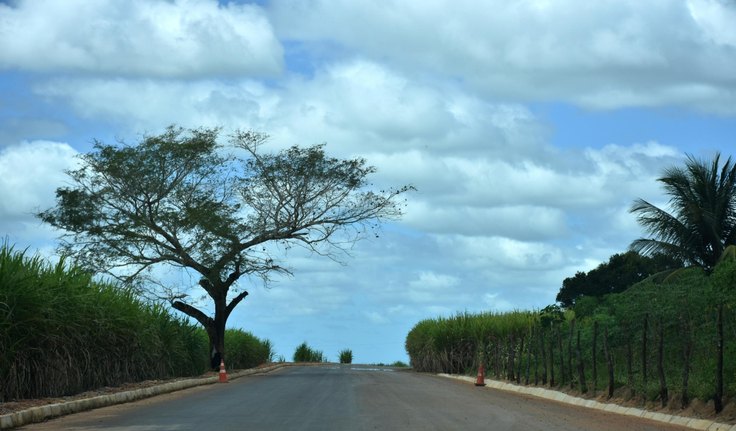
219,359,228,383
475,363,486,386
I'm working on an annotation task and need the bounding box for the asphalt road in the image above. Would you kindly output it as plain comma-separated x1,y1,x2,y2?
21,365,690,431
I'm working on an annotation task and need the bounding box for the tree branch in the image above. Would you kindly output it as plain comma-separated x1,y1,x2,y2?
226,291,249,320
171,300,213,328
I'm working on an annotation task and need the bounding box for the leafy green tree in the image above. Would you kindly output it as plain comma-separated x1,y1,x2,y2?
556,251,681,308
630,152,736,272
38,126,411,367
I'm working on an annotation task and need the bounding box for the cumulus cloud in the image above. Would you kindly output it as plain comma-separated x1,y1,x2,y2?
34,78,273,132
404,202,568,240
31,59,551,156
268,0,736,113
434,235,567,272
0,0,283,78
0,140,77,221
687,0,736,47
30,54,685,264
483,293,515,312
0,140,78,251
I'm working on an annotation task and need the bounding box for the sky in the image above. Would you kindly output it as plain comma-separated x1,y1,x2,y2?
1,0,735,364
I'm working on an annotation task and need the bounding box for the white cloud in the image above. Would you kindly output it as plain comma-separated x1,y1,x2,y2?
0,0,283,78
433,234,567,272
0,140,78,253
688,0,736,47
404,202,568,240
0,140,78,220
483,293,515,312
364,311,390,324
31,59,552,158
408,271,460,290
268,0,736,113
34,78,274,133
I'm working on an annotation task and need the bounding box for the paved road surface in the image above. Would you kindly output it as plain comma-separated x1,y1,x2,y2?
21,365,690,430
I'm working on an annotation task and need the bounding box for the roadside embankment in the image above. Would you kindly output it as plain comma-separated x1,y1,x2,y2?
441,373,735,431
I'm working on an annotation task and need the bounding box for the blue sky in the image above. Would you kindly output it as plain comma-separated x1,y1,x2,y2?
1,0,735,364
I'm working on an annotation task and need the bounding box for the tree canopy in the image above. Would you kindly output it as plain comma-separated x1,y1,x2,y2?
630,152,736,272
38,126,413,366
556,251,682,308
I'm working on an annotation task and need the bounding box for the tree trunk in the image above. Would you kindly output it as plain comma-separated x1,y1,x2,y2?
206,294,229,370
657,318,668,407
576,329,587,393
171,286,249,371
715,303,724,413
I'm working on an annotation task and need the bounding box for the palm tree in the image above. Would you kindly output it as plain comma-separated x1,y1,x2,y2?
630,152,736,273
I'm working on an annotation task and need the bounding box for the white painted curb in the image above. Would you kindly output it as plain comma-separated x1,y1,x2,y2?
438,374,736,431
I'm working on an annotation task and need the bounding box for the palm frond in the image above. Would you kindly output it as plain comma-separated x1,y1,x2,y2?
630,152,736,272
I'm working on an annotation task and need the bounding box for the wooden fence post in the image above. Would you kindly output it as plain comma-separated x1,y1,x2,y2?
715,303,724,414
549,330,555,387
558,327,565,387
657,318,668,407
576,329,587,393
517,335,524,384
604,326,614,398
681,316,692,409
568,319,575,389
592,321,598,395
540,328,547,385
642,313,648,386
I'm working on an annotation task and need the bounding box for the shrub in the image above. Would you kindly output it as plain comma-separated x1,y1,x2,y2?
293,342,325,362
226,329,274,369
339,349,353,364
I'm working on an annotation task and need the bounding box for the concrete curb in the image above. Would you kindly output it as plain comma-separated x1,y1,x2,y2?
438,374,735,431
0,363,289,430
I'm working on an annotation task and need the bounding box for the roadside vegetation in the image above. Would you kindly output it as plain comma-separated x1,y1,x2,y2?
407,152,736,415
372,361,410,368
407,260,736,411
339,349,353,364
0,244,272,402
293,342,325,362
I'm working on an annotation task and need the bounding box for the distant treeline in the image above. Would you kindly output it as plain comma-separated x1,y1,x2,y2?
406,256,736,414
0,244,273,401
